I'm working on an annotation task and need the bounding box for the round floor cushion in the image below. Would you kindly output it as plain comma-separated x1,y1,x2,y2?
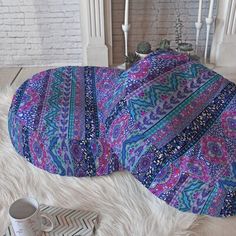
8,66,123,177
8,51,236,217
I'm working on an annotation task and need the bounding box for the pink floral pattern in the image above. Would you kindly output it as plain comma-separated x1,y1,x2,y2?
128,59,151,80
109,114,130,149
221,111,236,138
201,136,228,164
150,164,180,196
180,156,210,182
29,133,48,169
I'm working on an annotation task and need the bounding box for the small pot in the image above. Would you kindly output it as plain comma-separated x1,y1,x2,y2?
178,43,193,52
135,51,150,59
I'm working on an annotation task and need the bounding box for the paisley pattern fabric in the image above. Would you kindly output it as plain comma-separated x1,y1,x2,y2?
8,51,236,217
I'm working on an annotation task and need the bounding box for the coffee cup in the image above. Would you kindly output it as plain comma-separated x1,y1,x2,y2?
9,197,54,236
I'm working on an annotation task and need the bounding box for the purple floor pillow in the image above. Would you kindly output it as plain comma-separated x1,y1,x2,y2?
8,51,236,217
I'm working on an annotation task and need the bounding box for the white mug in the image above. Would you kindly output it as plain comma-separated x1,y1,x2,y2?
9,197,54,236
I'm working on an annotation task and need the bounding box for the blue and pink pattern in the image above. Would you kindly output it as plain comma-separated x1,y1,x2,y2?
8,51,236,217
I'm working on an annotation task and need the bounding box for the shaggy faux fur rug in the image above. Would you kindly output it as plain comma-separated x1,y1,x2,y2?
0,87,236,236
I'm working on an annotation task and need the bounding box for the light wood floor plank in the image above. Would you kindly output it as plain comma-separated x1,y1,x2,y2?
214,67,236,83
12,67,55,90
0,68,21,89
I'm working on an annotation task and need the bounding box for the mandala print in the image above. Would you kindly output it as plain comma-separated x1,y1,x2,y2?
201,136,228,165
179,156,210,182
29,132,48,169
221,111,236,138
149,164,180,196
109,114,130,148
127,59,151,80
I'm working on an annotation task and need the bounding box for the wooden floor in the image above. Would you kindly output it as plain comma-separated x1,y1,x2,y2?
0,67,54,90
0,66,236,90
214,67,236,83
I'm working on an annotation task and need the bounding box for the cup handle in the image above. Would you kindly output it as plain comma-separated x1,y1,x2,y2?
40,213,54,232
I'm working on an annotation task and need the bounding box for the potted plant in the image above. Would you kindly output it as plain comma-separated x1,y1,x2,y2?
178,42,193,55
125,52,140,68
159,39,171,50
136,41,152,59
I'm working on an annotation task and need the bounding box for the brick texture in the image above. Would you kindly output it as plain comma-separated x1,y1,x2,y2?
112,0,217,64
0,1,216,67
0,0,82,66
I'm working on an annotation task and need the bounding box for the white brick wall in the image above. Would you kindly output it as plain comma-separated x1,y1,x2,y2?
0,0,82,67
0,1,216,67
112,0,217,64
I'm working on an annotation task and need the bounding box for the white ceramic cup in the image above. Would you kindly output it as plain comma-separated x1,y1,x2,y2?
9,197,54,236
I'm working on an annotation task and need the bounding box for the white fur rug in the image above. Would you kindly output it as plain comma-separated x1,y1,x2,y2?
0,87,236,236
